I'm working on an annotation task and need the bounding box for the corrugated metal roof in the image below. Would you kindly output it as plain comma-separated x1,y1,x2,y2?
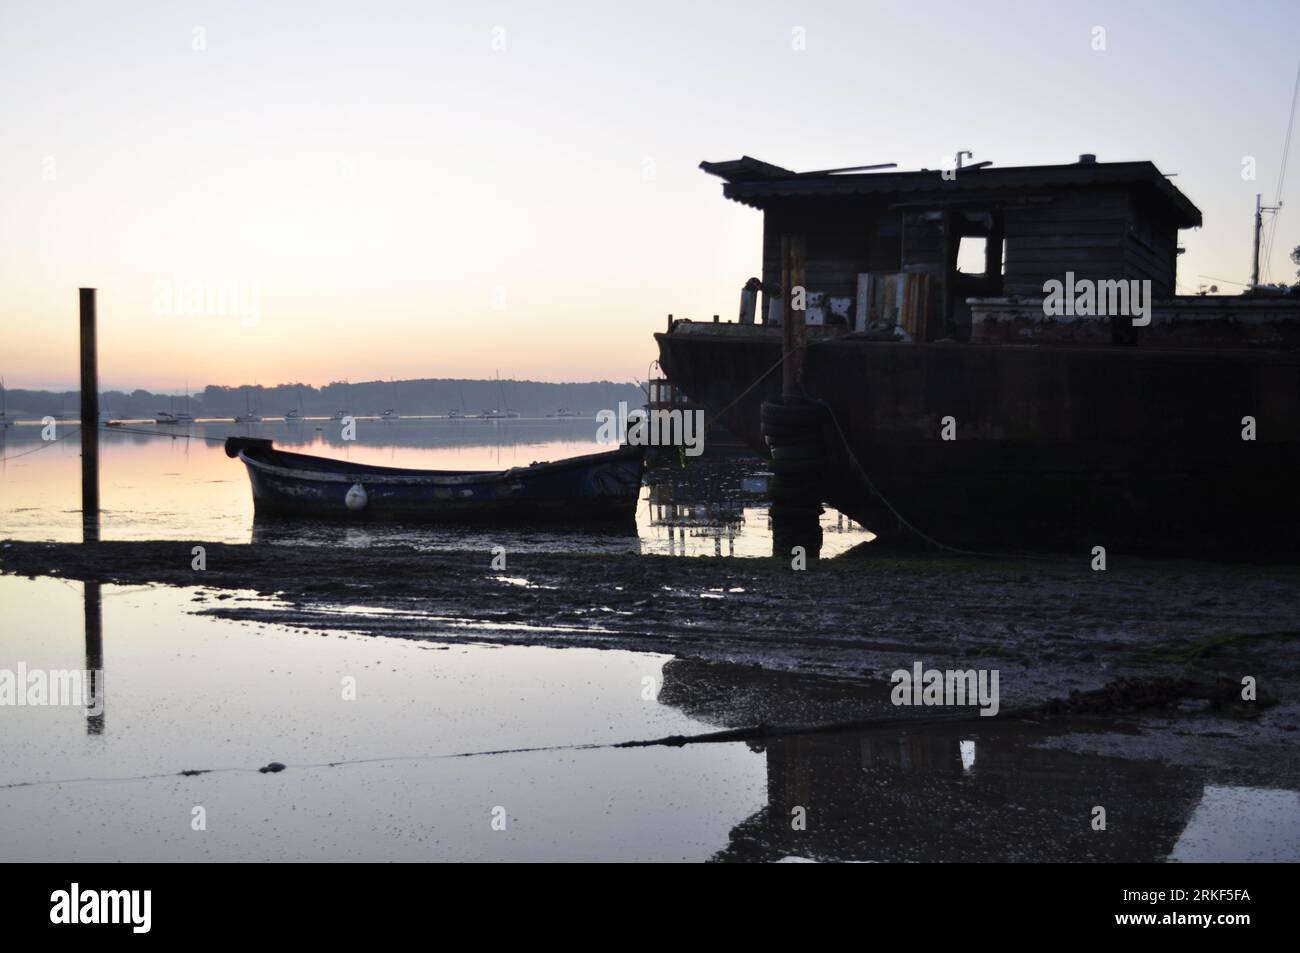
699,157,1202,228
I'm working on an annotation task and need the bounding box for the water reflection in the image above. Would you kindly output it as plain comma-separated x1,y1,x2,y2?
3,574,1293,861
1,419,876,557
1170,785,1300,862
655,658,1296,863
83,581,104,736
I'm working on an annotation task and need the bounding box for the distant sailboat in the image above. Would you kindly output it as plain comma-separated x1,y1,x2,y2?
554,385,580,417
285,386,306,421
486,371,519,418
174,382,195,423
157,394,179,424
381,380,401,421
233,385,263,423
330,380,351,421
159,384,195,424
448,383,466,418
0,377,9,427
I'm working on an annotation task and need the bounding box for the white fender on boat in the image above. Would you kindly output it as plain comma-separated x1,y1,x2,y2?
345,482,368,511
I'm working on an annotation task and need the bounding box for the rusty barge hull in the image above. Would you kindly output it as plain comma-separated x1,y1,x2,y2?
655,324,1300,556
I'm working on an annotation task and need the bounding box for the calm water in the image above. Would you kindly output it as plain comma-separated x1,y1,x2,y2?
0,417,872,557
3,418,1296,861
4,573,1295,862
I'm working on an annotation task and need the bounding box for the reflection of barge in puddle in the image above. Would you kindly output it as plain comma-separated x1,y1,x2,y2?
656,658,1290,863
646,461,875,558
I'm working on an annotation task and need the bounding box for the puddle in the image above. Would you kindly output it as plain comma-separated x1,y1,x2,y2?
1169,785,1300,863
2,574,1296,860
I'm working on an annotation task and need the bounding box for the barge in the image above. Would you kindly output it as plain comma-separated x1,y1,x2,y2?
656,155,1300,555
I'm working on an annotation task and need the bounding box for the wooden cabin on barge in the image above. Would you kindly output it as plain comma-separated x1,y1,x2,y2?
702,153,1209,344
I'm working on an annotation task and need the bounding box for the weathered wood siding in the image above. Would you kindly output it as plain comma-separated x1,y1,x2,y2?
1001,188,1131,295
756,186,1181,323
760,198,873,302
1123,193,1179,297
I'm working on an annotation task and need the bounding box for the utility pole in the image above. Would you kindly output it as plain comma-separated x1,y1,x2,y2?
1251,193,1282,289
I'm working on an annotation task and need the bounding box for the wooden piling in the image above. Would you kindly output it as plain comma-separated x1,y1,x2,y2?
781,235,806,396
79,288,99,543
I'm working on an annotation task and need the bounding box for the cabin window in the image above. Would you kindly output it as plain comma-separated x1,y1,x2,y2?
957,236,989,276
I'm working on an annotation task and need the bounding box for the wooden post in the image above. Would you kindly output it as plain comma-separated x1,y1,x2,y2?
79,288,99,543
782,235,806,396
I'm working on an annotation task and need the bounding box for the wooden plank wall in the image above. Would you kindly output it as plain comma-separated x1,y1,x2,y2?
1123,193,1179,296
756,186,1181,325
1002,188,1131,295
761,198,872,300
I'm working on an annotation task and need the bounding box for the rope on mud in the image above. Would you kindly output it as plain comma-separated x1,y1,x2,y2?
0,707,1053,793
0,674,1251,792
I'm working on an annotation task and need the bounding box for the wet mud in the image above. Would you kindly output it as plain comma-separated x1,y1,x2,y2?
4,538,1299,789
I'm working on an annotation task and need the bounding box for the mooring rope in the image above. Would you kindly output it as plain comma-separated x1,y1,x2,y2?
812,396,1064,562
98,423,229,444
0,422,232,463
697,332,1062,561
0,425,81,463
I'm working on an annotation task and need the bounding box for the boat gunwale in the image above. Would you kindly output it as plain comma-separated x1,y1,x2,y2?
232,440,643,487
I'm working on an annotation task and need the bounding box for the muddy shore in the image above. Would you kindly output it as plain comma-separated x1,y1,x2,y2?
4,538,1300,784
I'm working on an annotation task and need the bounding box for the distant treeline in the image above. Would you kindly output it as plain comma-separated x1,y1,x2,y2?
1,378,646,419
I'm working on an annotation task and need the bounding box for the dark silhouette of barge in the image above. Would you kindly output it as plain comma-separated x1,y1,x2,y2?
656,155,1300,555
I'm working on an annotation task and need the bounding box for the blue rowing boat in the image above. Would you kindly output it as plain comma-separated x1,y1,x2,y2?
225,437,644,523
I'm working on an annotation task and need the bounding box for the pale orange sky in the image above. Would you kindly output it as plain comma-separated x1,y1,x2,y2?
2,0,1298,391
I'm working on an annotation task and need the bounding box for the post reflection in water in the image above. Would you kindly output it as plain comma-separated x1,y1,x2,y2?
647,480,744,558
83,580,104,736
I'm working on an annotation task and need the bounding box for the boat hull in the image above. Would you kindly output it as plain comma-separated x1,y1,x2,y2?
656,324,1300,556
226,438,644,523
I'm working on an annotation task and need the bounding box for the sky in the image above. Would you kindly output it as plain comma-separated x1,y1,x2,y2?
1,0,1298,391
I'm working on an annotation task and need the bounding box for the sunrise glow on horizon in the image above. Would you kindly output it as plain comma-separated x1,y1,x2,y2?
3,0,1299,390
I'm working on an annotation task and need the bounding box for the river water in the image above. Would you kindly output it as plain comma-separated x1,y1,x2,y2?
0,416,871,557
1,417,1297,861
